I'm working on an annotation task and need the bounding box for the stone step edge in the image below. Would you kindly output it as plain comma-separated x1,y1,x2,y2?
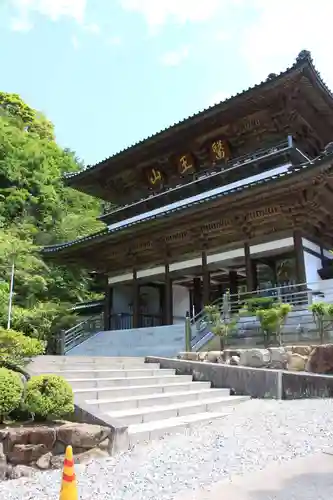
29,367,166,375
105,395,249,419
85,388,230,405
128,411,230,435
66,374,189,383
73,381,210,394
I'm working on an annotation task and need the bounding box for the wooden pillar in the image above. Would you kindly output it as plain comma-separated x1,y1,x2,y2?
244,242,255,292
133,270,140,328
193,277,202,315
103,284,113,331
202,250,210,306
165,263,173,325
293,230,306,285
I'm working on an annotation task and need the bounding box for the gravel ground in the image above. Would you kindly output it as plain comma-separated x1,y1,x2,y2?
1,398,333,500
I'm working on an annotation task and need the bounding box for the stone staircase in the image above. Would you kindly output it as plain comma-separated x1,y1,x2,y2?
28,356,249,446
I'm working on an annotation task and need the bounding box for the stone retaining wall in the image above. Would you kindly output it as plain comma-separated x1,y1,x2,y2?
146,356,333,400
145,356,282,399
0,421,112,481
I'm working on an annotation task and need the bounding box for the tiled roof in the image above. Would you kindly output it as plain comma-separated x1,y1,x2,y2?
64,50,332,182
43,154,330,255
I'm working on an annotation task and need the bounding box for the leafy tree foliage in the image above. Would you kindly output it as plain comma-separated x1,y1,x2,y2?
0,92,104,341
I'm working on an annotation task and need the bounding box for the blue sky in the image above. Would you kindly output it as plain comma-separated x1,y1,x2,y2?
1,0,332,166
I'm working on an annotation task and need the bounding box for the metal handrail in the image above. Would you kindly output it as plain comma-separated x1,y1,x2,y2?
189,280,332,349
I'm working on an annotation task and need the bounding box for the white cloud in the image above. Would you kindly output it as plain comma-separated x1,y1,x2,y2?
10,0,87,30
160,46,189,66
9,16,32,32
120,0,224,28
240,0,333,89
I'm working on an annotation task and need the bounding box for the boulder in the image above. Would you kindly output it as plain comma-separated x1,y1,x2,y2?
291,345,313,356
205,352,220,363
8,444,47,465
239,348,270,368
0,443,7,481
5,426,56,452
287,353,307,372
198,352,208,362
177,352,199,361
57,423,111,449
226,355,240,366
305,344,333,374
36,452,52,470
222,349,242,361
268,347,288,369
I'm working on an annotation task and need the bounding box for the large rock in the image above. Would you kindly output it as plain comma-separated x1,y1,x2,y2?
0,443,7,481
177,352,199,361
268,347,288,369
287,353,307,372
8,444,47,465
57,424,111,449
239,348,270,368
305,344,333,374
36,452,52,470
291,345,313,356
5,427,56,453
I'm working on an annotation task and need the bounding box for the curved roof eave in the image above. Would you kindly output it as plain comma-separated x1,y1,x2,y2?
64,50,332,185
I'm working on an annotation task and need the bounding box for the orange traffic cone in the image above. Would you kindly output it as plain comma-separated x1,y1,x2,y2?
59,446,79,500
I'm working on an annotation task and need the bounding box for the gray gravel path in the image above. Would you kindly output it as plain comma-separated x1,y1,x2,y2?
1,399,333,500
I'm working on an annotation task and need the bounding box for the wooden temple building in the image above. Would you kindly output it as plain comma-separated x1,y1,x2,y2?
43,50,333,331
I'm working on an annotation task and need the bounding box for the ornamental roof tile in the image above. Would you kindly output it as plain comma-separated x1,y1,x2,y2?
64,50,331,183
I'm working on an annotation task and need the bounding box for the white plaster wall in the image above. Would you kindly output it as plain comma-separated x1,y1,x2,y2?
172,285,190,324
304,250,322,289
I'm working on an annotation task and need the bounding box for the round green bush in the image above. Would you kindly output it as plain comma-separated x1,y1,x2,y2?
0,367,24,420
24,374,74,418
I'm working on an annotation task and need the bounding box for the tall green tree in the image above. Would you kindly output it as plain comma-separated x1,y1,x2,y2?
0,93,104,340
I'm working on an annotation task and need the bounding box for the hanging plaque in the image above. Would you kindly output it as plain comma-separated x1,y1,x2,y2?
146,167,163,189
210,139,231,163
176,153,195,176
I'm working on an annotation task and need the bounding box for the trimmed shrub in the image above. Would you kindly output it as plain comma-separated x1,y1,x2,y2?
0,367,24,422
24,374,74,419
0,328,45,367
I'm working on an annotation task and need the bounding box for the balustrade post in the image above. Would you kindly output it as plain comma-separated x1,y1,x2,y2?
58,329,65,356
185,311,192,352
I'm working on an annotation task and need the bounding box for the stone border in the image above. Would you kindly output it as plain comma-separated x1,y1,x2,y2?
25,366,129,455
66,402,129,455
146,357,333,400
145,356,282,399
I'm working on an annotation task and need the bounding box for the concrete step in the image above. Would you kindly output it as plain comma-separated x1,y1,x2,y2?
29,357,152,370
105,395,249,425
29,364,162,376
128,411,229,444
86,388,230,411
73,381,212,400
67,374,193,389
37,367,171,379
